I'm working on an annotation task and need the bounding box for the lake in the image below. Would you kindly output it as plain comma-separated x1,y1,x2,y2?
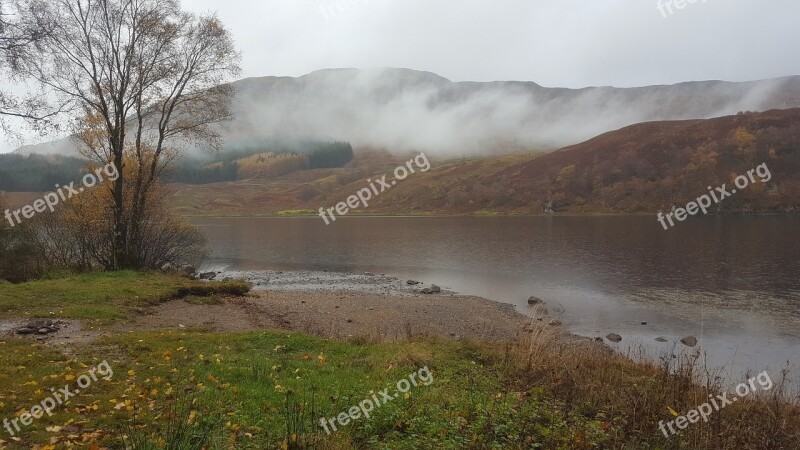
193,215,800,380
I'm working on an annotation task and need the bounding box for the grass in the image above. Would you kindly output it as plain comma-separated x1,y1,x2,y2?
0,273,798,449
0,271,250,322
0,330,614,449
0,326,796,449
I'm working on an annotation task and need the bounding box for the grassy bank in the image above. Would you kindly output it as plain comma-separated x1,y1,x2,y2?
0,273,798,449
0,271,250,322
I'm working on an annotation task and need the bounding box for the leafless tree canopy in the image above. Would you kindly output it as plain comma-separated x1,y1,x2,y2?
0,0,55,127
25,0,241,269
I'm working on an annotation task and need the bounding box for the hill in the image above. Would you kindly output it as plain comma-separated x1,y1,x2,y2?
163,109,800,216
15,68,800,156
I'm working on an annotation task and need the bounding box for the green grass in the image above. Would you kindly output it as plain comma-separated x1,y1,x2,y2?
0,330,610,449
0,271,250,322
1,273,798,449
276,210,317,216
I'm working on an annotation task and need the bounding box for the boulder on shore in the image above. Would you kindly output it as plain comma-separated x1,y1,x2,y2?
606,333,623,343
680,336,698,347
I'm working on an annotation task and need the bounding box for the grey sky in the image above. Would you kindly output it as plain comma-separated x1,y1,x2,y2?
2,0,799,153
182,0,800,87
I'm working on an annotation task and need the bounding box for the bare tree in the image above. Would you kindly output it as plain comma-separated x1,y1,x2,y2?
0,0,55,129
27,0,240,269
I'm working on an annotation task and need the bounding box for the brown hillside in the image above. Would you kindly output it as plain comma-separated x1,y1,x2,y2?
501,108,800,213
165,109,800,216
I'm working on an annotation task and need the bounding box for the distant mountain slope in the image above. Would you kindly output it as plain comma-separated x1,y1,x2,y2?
165,109,800,216
16,68,800,156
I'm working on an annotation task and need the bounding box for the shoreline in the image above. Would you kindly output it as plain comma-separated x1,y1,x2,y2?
193,268,543,342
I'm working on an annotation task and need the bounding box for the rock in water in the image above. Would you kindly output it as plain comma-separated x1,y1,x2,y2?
527,296,544,306
430,284,441,293
680,336,698,347
606,333,623,343
655,337,668,342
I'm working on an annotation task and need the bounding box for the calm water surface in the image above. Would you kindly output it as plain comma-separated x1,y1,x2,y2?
193,216,800,379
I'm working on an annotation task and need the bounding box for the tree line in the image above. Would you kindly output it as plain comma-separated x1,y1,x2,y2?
0,141,355,190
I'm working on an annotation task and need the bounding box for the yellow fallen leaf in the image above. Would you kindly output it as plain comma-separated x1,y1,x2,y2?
45,425,63,432
667,406,680,417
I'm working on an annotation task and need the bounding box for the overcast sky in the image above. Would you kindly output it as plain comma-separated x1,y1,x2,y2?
182,0,800,87
3,0,799,152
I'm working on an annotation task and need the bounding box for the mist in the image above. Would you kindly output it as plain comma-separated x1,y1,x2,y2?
220,68,800,156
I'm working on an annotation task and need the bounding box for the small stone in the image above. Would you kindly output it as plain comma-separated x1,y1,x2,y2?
606,333,623,343
37,328,51,335
430,284,441,293
594,337,604,342
421,288,433,294
346,319,353,323
406,280,420,285
527,296,544,306
365,272,375,276
548,320,562,326
17,327,35,335
655,337,668,342
680,336,698,347
641,321,648,325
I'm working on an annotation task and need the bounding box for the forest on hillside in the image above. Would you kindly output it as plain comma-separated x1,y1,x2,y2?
0,154,87,191
0,140,355,190
173,140,354,184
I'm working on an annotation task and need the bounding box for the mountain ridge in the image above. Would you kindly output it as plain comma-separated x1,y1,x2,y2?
14,68,800,156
